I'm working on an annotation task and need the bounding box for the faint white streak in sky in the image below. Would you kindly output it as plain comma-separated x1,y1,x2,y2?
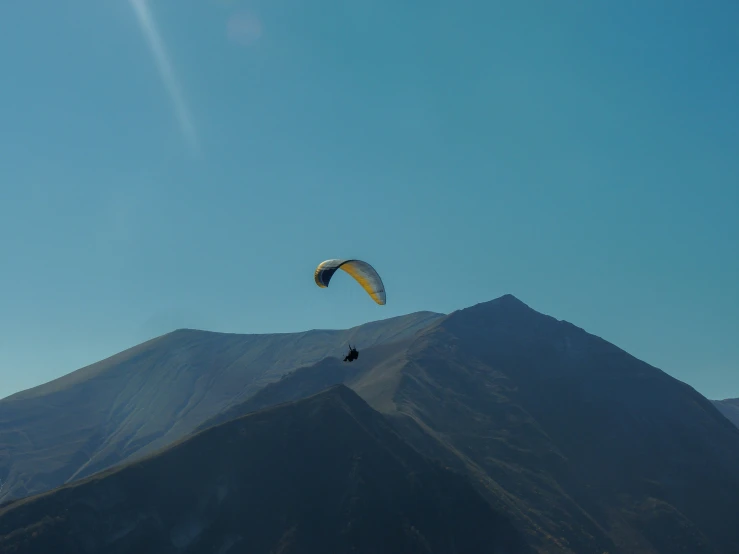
129,0,199,153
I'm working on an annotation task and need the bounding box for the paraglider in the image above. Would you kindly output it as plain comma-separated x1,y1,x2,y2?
314,258,385,361
314,258,386,305
343,344,359,363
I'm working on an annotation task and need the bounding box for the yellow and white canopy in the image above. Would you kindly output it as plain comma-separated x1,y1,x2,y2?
314,259,386,305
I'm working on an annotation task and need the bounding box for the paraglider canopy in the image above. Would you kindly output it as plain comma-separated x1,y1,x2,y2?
314,258,386,305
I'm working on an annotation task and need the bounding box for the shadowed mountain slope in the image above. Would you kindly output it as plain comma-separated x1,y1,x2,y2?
199,336,414,431
0,311,443,502
201,295,739,554
0,385,527,554
712,398,739,428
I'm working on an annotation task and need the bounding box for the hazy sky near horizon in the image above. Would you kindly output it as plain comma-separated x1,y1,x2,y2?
1,1,737,400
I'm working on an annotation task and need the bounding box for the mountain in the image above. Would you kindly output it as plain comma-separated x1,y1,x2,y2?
6,293,739,553
712,398,739,428
0,385,527,554
202,294,739,554
0,311,443,502
199,334,415,432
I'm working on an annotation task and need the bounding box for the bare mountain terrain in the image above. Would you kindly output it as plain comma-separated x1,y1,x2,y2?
203,295,739,554
0,311,442,502
4,294,738,553
711,398,739,429
0,385,527,554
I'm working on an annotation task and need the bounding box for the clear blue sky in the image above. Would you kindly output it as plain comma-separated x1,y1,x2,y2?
1,1,737,401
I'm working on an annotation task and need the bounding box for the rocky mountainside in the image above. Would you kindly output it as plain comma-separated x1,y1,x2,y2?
0,385,526,554
0,311,442,502
204,295,739,554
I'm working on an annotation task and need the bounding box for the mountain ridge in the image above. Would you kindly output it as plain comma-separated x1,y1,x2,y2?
0,384,527,554
0,310,444,502
4,293,739,553
195,293,739,553
712,398,739,428
2,311,443,404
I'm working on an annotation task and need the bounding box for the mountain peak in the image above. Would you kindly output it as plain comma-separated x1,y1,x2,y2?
453,294,535,314
444,293,546,328
481,293,531,309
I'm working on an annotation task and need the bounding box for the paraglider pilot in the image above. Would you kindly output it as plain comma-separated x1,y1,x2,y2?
343,344,359,362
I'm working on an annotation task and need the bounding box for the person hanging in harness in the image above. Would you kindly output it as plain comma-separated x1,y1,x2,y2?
343,344,359,362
